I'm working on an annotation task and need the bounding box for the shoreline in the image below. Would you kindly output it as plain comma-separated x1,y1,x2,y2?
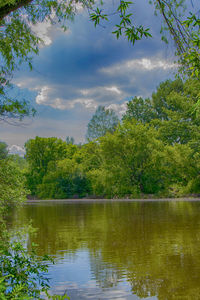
26,197,200,203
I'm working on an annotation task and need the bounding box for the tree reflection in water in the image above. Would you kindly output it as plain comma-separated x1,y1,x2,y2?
10,200,200,299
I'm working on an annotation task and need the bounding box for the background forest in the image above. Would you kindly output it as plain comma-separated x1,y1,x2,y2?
2,77,200,201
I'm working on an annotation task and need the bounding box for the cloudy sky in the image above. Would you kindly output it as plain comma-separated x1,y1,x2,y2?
1,0,180,151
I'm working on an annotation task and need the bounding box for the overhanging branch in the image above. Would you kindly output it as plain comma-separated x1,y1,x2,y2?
0,0,33,21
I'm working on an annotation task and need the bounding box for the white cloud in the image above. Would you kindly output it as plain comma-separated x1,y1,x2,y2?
9,145,25,157
35,86,98,110
106,102,128,116
15,77,40,90
32,21,52,46
30,14,70,47
105,86,121,94
36,86,51,104
50,97,97,110
100,57,176,75
35,85,126,111
80,85,123,97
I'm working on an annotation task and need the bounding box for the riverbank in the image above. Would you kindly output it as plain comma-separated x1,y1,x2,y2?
26,197,200,203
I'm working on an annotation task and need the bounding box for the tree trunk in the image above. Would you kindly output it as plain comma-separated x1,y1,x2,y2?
0,0,33,22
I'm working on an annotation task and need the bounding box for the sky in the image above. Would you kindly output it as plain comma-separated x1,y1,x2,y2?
0,0,180,153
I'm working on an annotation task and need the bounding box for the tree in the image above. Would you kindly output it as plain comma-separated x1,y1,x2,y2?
151,78,200,145
151,78,184,120
0,157,28,213
123,78,200,145
86,106,119,141
122,97,156,124
25,136,69,195
88,120,168,197
66,136,75,145
0,141,8,160
149,1,200,78
38,158,91,199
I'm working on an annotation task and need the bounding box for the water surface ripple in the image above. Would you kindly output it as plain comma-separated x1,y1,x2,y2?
10,200,200,300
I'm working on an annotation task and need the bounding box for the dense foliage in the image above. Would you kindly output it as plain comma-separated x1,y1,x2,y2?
25,78,200,199
0,143,27,214
0,143,69,299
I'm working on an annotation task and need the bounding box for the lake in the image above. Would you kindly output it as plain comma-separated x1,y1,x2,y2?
9,200,200,299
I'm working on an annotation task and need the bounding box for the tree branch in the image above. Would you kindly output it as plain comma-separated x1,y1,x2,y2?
0,0,33,22
156,0,186,53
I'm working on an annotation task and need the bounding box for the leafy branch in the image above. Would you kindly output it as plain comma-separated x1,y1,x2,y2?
89,0,152,44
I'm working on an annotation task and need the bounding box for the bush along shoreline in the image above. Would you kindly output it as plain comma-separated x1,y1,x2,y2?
0,154,69,299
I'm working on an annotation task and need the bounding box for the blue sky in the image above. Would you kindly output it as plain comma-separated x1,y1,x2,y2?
1,0,181,150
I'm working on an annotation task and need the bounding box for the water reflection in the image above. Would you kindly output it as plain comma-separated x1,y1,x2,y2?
10,200,200,299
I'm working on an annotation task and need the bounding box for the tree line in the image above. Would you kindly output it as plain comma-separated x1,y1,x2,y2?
24,77,200,199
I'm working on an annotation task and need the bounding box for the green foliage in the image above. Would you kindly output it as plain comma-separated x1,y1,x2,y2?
25,78,200,199
122,97,156,123
66,136,75,145
86,106,119,141
38,158,91,199
149,1,200,78
73,141,101,172
87,78,200,198
89,7,108,27
8,154,28,171
0,157,27,212
0,142,8,160
0,147,70,299
0,239,50,299
89,0,152,44
123,78,200,145
0,230,70,299
25,136,71,195
89,121,169,197
112,1,151,44
179,13,200,78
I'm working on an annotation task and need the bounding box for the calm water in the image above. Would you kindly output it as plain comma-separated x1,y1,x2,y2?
10,200,200,299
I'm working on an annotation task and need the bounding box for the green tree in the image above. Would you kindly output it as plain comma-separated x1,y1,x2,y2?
0,157,27,213
123,78,200,145
66,136,75,145
152,78,200,145
122,97,156,124
25,136,69,195
0,145,69,299
88,120,169,197
152,78,184,120
73,141,101,172
0,141,8,160
38,158,91,199
8,153,28,170
86,106,119,141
